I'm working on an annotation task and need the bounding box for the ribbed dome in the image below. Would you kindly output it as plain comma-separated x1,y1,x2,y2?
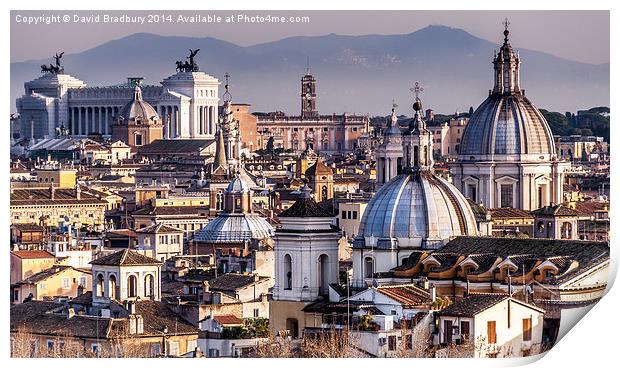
459,25,555,158
459,93,556,156
358,171,478,246
118,86,159,123
194,214,275,243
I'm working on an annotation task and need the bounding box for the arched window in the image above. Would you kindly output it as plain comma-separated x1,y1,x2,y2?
537,221,545,233
321,185,328,201
127,275,138,298
423,145,428,166
108,274,117,300
364,257,374,279
216,191,224,211
96,274,104,297
284,254,293,290
144,274,155,299
561,222,573,239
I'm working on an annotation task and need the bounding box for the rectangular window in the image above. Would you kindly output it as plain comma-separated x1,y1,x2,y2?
253,308,260,318
209,348,220,357
91,343,100,355
460,321,470,339
13,289,19,302
187,340,197,354
487,321,497,344
47,340,54,351
61,277,70,289
388,335,397,351
168,341,179,356
341,210,346,219
500,184,513,208
523,318,532,341
468,185,477,203
352,211,358,220
150,343,161,357
79,276,87,286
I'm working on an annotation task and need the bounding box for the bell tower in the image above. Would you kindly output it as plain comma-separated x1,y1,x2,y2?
301,58,318,119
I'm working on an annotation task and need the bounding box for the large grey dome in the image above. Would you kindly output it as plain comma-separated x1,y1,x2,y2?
459,93,556,157
194,214,275,244
358,171,478,248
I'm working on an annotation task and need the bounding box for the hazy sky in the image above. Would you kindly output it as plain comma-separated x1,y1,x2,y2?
10,10,609,64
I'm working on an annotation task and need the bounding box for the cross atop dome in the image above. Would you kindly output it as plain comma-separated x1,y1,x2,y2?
503,18,511,43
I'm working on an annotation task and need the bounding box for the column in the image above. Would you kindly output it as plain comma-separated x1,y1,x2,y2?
70,107,75,135
105,107,109,136
77,107,82,135
99,107,103,134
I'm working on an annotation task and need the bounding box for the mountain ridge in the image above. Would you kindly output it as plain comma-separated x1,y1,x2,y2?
10,25,609,115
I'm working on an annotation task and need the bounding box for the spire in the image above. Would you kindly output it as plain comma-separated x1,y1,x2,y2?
306,56,311,75
214,128,228,169
384,100,401,136
223,72,232,103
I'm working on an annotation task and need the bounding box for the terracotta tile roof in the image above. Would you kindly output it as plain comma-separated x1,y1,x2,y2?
11,223,46,232
374,284,432,306
436,293,509,317
436,294,544,317
531,204,580,217
136,223,183,234
10,188,107,206
90,249,162,266
573,201,609,216
213,314,244,326
489,208,533,219
10,250,55,259
17,265,86,284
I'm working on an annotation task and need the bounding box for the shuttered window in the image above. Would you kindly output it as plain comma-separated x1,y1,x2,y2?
523,318,532,341
487,321,497,344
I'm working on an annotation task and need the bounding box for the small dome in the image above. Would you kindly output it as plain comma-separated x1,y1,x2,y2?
225,169,256,193
194,214,275,243
358,171,478,247
459,93,556,156
118,86,159,123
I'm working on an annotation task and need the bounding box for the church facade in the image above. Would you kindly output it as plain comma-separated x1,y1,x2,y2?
15,51,220,143
449,25,570,211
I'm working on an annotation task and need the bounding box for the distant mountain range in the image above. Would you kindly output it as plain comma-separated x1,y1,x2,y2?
10,25,609,115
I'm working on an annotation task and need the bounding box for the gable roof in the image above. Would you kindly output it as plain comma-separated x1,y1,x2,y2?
213,314,244,326
135,223,182,234
373,284,432,307
436,294,544,317
531,204,580,217
90,249,162,266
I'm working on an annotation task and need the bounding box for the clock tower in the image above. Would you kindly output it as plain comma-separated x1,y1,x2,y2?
300,61,318,119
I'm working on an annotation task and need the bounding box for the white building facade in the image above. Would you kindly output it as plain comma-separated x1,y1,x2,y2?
15,53,220,143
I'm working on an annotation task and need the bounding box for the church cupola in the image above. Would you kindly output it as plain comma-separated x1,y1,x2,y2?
402,82,434,171
376,101,404,186
492,19,521,95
